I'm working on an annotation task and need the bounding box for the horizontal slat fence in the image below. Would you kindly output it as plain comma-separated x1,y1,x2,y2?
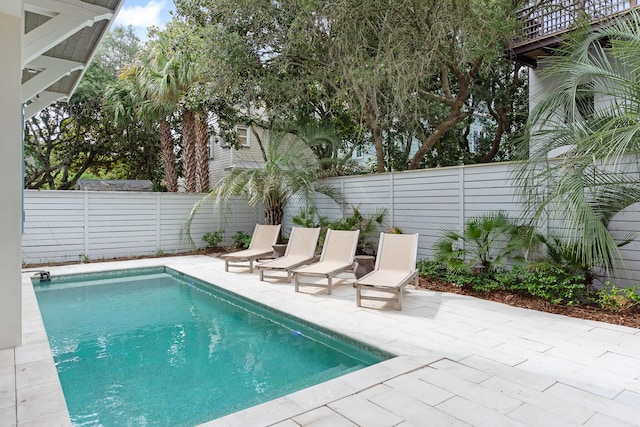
22,191,263,265
23,161,640,287
286,162,640,287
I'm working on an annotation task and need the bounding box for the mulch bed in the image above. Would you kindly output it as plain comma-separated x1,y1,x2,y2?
418,277,640,329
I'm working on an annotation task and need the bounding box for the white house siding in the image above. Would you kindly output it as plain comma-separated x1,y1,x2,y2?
22,191,263,265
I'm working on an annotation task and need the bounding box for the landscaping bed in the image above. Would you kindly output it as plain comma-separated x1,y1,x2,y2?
418,276,640,329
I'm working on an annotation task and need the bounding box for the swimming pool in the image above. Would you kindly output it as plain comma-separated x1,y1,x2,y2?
34,267,391,426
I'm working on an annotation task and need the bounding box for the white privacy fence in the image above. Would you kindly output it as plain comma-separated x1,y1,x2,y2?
22,161,640,286
288,162,640,287
22,191,263,265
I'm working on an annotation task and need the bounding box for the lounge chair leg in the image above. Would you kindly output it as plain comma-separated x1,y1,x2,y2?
249,260,253,273
259,269,264,281
356,285,361,307
294,275,300,292
225,260,229,272
397,289,403,311
327,277,332,295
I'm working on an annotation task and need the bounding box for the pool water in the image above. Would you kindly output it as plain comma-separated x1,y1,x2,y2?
34,268,389,426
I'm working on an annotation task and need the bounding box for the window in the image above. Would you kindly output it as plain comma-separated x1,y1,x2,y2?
236,125,251,147
208,135,215,158
355,146,363,159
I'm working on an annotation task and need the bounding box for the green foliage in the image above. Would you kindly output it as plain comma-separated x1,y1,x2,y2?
434,212,532,273
595,283,640,313
291,207,330,229
233,231,251,249
202,229,224,249
518,264,588,305
328,206,387,255
515,11,640,274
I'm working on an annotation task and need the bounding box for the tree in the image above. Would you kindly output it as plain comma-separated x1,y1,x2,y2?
515,12,640,273
183,126,342,242
174,0,525,173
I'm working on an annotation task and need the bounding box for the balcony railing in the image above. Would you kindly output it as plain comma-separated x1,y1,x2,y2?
512,0,638,49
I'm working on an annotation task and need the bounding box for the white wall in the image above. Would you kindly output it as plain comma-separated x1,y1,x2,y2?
22,191,264,265
0,11,23,349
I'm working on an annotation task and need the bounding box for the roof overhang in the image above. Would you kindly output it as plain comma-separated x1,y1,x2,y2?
20,0,125,119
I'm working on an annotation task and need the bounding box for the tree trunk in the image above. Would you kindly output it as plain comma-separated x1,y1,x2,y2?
195,113,210,192
364,107,385,173
159,119,178,192
182,110,198,192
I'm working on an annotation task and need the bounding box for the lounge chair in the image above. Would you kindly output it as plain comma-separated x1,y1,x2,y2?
221,224,281,273
256,227,321,282
355,232,419,311
293,229,360,295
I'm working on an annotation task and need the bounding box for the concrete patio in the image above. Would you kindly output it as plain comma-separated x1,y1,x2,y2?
3,255,640,426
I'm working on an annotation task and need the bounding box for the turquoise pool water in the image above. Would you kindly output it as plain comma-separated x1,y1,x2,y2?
34,268,390,426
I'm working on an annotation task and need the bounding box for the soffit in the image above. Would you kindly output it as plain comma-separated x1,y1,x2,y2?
22,0,124,119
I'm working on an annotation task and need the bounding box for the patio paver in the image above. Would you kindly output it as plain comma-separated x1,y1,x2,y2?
5,255,640,426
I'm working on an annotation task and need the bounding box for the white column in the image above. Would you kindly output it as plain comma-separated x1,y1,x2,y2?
0,10,24,349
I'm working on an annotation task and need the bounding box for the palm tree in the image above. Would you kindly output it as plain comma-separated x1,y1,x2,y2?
515,12,640,274
195,112,210,192
140,30,202,192
183,125,342,243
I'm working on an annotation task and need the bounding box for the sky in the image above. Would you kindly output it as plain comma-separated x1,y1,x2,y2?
113,0,174,40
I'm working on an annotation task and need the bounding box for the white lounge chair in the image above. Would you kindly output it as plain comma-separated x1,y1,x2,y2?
355,232,419,311
221,224,281,273
256,227,321,282
293,229,360,295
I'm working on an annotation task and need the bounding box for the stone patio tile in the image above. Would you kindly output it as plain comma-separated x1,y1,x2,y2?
328,395,403,426
427,358,492,383
458,355,556,392
583,413,638,427
435,396,525,427
18,410,71,427
220,396,305,427
415,367,522,414
270,419,301,427
568,366,639,398
445,341,528,367
0,350,15,375
368,388,470,426
15,360,58,390
614,389,640,407
598,351,640,373
284,377,357,412
13,343,52,367
0,373,16,411
292,406,339,425
544,383,640,425
507,403,583,427
0,406,16,427
383,374,454,406
480,376,594,423
16,381,68,425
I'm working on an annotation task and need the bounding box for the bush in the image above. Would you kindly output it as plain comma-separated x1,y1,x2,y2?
434,211,534,274
518,264,588,305
233,230,251,249
202,229,224,249
595,284,640,313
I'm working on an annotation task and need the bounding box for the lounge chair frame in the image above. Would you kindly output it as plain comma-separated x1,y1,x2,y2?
293,229,360,295
221,224,281,273
256,227,321,282
355,233,419,311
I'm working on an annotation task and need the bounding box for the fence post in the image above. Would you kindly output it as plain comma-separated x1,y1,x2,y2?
390,173,395,227
458,165,465,232
156,193,161,252
83,192,89,258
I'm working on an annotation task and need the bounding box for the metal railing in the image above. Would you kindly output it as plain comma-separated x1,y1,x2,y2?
513,0,637,47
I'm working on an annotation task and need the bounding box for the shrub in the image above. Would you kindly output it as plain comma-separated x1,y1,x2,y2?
202,229,224,249
233,231,251,249
434,211,534,273
328,206,387,254
595,284,640,313
518,263,588,305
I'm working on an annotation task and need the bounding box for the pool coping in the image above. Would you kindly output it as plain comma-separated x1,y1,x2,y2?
13,256,440,427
